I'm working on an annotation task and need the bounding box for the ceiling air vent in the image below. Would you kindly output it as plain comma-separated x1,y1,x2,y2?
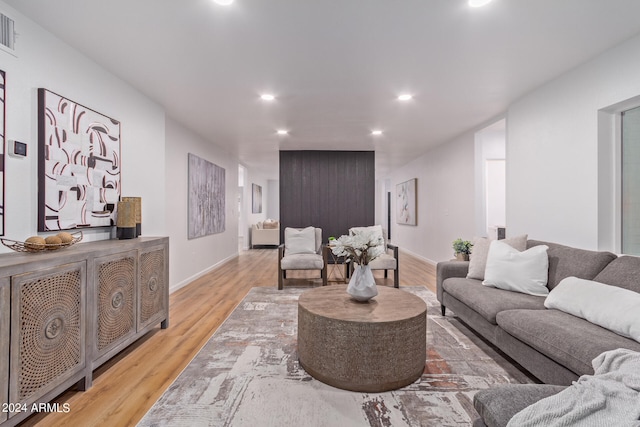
0,12,16,55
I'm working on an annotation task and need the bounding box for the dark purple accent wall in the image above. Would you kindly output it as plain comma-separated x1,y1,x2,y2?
279,150,375,244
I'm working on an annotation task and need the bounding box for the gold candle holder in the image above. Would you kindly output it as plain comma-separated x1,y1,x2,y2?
116,200,136,239
122,196,142,236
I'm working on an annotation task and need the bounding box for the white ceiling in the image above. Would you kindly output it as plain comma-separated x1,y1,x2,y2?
6,0,640,178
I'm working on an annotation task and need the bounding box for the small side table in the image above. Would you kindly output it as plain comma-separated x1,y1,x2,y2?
323,245,348,283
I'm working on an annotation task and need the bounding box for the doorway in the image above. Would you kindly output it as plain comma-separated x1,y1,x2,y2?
475,119,506,237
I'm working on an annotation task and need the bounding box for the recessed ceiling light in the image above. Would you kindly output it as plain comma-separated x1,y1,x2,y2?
277,130,288,135
397,94,413,101
469,0,492,7
213,0,234,5
261,94,275,101
371,130,383,136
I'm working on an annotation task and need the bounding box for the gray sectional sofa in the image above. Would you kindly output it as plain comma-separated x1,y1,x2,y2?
437,239,640,426
437,240,640,427
472,384,568,427
437,239,640,386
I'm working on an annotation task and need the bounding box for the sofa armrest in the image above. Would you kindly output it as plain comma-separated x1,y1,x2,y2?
473,384,567,427
436,260,470,304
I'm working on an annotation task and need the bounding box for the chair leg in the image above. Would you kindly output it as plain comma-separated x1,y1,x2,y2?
278,244,285,290
441,305,446,316
384,269,388,278
394,268,399,288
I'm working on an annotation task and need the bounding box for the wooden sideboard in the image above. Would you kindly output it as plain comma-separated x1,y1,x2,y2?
0,237,169,426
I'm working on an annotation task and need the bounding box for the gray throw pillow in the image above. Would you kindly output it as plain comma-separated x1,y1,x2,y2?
467,234,528,280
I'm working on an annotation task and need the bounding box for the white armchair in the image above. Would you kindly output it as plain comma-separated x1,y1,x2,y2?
278,227,327,289
349,225,399,288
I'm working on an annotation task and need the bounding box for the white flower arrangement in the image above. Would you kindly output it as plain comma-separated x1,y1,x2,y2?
330,230,385,265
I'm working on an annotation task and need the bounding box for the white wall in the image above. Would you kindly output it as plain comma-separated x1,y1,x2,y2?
385,32,640,262
507,32,640,250
384,132,476,264
0,2,165,252
238,164,246,241
242,172,269,250
246,174,269,224
0,3,255,291
165,118,239,290
266,179,279,220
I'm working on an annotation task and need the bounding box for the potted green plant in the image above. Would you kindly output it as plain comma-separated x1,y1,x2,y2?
452,238,473,261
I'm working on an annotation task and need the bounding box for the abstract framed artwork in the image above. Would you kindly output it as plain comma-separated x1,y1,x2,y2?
37,88,121,231
252,183,262,214
396,178,417,226
188,153,226,239
0,70,5,236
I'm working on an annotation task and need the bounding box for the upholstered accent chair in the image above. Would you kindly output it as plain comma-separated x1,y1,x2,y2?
278,227,327,289
349,225,399,288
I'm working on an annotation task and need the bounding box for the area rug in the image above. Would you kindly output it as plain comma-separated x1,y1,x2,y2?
138,286,534,427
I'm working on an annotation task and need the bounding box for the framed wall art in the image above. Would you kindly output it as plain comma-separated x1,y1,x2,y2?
188,153,225,239
396,178,417,226
252,183,262,213
0,70,5,236
38,88,121,231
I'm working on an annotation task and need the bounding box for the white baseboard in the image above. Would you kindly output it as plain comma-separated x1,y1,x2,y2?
170,252,239,293
399,247,438,266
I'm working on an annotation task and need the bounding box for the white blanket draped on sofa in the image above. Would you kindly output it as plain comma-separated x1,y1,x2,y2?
507,348,640,427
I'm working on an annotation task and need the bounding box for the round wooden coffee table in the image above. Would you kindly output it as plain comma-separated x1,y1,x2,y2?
297,285,427,392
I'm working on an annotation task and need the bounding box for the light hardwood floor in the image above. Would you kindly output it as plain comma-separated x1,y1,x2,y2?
21,248,436,427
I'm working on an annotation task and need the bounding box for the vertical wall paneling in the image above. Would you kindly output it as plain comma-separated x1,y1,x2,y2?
279,151,375,243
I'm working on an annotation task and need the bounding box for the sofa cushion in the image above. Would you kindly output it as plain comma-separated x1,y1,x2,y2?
368,253,396,270
280,253,324,270
263,219,279,229
593,255,640,293
442,278,545,325
496,309,640,376
526,240,616,289
467,234,528,280
473,384,567,427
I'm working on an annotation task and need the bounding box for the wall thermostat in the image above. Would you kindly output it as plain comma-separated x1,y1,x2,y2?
9,140,27,158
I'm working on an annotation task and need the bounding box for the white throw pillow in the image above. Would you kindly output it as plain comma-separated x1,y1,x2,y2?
482,240,549,296
467,234,528,280
545,276,640,343
284,227,316,255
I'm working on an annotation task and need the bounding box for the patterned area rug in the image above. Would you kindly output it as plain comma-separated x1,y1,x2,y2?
138,286,533,427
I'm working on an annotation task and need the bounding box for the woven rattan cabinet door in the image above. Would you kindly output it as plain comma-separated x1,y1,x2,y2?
94,251,137,360
0,278,9,423
9,262,86,413
138,245,168,331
